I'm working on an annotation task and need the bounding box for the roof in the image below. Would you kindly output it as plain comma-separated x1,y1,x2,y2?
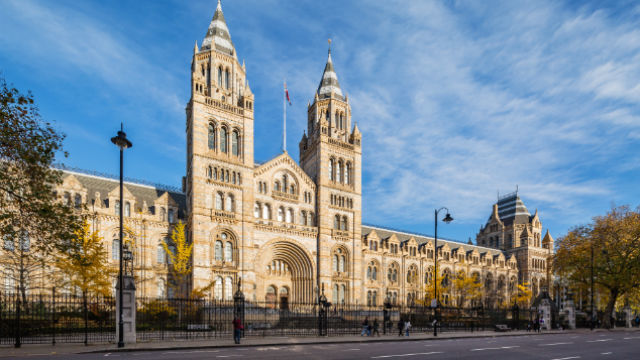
201,0,236,57
317,49,344,99
362,224,503,257
59,168,186,217
495,191,531,225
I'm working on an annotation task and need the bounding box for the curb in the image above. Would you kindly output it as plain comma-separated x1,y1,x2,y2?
82,331,571,354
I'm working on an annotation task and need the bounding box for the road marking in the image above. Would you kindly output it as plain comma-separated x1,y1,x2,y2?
539,342,573,346
343,349,361,351
587,339,613,342
470,346,520,351
371,352,443,358
216,356,242,358
601,352,612,355
550,357,580,360
624,336,640,340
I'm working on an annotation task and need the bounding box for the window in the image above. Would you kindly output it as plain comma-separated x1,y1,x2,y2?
334,215,340,229
64,192,71,205
112,239,120,260
329,159,334,181
332,284,338,304
277,207,284,222
388,263,398,283
225,69,230,89
3,235,13,251
224,241,233,262
225,194,234,212
215,192,223,210
286,208,293,223
220,127,228,153
208,124,216,150
262,204,271,220
225,276,233,300
274,181,281,192
157,279,165,298
160,207,166,221
168,208,175,222
337,161,343,183
254,203,261,218
115,200,120,215
301,210,307,225
232,130,239,156
217,67,222,86
341,216,348,231
289,184,295,194
74,194,82,209
339,284,346,304
214,276,223,300
215,240,223,261
345,163,351,185
157,243,165,264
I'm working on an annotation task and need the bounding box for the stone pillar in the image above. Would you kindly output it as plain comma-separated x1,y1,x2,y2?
564,298,576,330
538,298,551,330
116,276,136,344
623,305,632,328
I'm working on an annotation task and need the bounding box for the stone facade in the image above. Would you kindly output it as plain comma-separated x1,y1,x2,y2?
1,2,553,307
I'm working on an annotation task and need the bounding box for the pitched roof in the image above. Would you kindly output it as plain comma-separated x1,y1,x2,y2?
317,49,344,99
201,0,236,57
495,191,531,225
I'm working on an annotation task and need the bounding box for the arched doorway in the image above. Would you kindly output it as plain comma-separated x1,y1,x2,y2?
259,239,315,303
279,287,289,310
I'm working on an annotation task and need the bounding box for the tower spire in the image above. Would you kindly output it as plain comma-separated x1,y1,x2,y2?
317,39,343,99
201,0,236,57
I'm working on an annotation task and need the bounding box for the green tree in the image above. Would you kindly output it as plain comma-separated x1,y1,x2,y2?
554,206,640,328
162,221,192,297
0,77,79,300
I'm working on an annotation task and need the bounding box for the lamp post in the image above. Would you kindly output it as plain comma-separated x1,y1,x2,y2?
590,242,594,331
111,124,132,348
433,207,453,337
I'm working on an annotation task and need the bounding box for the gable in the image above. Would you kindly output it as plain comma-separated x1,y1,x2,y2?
254,152,316,189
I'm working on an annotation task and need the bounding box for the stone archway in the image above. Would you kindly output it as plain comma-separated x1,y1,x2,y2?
259,239,315,303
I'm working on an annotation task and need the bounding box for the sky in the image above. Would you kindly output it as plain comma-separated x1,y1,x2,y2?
1,0,639,244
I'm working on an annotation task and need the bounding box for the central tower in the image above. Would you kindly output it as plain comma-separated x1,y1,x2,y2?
186,0,255,294
300,47,363,304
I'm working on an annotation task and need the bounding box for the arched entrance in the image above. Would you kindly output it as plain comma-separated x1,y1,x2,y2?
259,240,315,303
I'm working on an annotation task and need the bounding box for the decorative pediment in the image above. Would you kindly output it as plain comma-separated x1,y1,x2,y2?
61,174,87,193
253,152,316,189
387,234,399,244
155,191,179,207
108,184,135,201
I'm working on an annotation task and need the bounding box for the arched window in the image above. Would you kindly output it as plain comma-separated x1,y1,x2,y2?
274,181,281,192
345,162,351,185
332,254,338,272
124,202,130,217
286,208,293,223
337,161,343,183
157,279,165,298
277,207,284,222
168,208,174,222
225,276,233,300
367,266,371,280
232,130,239,156
329,159,334,181
334,215,340,229
372,291,377,306
64,192,71,205
225,194,234,212
215,192,223,210
367,291,372,306
309,212,314,226
157,243,165,264
254,203,261,218
224,241,233,262
388,263,399,283
214,276,223,300
160,207,166,221
289,184,295,194
74,194,82,209
208,124,216,150
215,240,223,261
220,127,228,153
112,239,120,260
262,204,271,220
332,284,338,304
339,284,346,304
372,266,377,280
341,216,348,231
217,67,223,86
225,69,230,89
114,200,120,215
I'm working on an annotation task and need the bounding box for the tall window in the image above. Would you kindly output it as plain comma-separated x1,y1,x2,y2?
157,279,165,298
214,276,223,300
262,204,271,220
114,200,120,215
301,210,307,225
215,240,223,261
215,192,223,210
254,203,261,218
232,130,239,156
345,163,351,185
220,127,228,153
286,208,293,223
157,243,165,264
339,284,346,304
217,67,222,86
329,159,334,181
168,209,174,222
277,207,284,222
337,161,342,183
224,241,233,262
224,276,233,300
225,69,230,89
341,216,348,231
274,181,281,192
160,207,166,221
225,194,234,212
208,124,216,150
74,194,82,208
112,239,120,260
332,284,338,304
334,215,340,229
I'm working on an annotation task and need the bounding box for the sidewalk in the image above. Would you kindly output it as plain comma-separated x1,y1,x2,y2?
1,328,637,358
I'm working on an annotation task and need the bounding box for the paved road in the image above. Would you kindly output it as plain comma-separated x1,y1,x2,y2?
9,331,640,360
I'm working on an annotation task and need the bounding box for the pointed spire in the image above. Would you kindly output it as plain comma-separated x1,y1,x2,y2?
317,39,344,99
353,121,361,135
542,229,553,244
201,0,236,57
194,40,199,54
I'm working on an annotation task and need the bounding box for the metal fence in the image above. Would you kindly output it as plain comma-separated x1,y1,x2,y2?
0,291,115,347
1,292,538,347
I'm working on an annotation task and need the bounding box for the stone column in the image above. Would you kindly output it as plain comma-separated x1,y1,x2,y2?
116,276,136,344
538,298,551,330
564,298,576,330
623,305,632,328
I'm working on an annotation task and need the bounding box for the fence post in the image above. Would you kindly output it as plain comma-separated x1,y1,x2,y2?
233,278,245,338
14,291,21,348
52,287,56,346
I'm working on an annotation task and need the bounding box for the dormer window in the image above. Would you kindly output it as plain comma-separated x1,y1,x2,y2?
168,209,174,223
124,202,131,217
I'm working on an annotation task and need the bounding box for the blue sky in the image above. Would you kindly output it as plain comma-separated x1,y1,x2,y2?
1,0,639,243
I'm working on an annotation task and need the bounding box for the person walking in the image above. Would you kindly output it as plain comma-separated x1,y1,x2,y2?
404,320,412,337
373,319,380,337
232,316,243,344
397,319,404,336
361,317,369,336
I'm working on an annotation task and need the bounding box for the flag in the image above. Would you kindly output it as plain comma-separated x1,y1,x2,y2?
284,82,292,105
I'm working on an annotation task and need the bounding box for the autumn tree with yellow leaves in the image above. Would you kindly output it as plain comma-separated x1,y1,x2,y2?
161,221,192,297
454,272,483,308
554,206,640,329
515,282,532,308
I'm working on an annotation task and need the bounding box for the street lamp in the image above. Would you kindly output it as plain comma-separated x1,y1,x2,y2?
111,124,132,348
433,207,453,337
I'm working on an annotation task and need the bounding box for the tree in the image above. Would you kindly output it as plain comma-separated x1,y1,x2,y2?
0,77,79,300
54,219,114,296
161,221,192,297
454,272,483,308
554,206,640,328
423,264,453,306
515,282,532,308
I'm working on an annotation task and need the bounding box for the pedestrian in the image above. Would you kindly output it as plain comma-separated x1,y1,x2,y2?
232,316,243,344
361,317,369,336
398,319,404,336
404,320,412,337
635,316,640,327
373,319,380,337
527,321,532,332
367,322,373,336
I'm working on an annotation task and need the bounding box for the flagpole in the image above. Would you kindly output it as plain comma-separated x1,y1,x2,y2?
283,80,287,153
